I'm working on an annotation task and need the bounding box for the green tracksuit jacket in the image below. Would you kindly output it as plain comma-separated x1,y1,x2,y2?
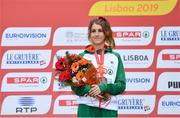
71,45,126,117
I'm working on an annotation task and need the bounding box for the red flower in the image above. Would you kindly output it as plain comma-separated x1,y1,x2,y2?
65,65,71,71
70,54,78,60
55,58,66,70
58,71,72,82
54,51,98,87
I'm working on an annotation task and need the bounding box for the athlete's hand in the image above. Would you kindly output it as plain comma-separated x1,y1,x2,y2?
88,85,101,97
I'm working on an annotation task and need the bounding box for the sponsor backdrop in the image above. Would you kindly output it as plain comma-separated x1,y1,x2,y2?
0,0,180,117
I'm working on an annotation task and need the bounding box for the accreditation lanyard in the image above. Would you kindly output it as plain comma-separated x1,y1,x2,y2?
95,48,105,78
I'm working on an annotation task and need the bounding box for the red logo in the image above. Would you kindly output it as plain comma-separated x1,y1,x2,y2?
40,60,46,65
144,105,150,111
59,100,78,106
162,54,180,60
7,77,39,84
113,31,141,38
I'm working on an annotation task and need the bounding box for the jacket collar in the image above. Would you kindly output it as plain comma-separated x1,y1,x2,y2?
84,44,112,54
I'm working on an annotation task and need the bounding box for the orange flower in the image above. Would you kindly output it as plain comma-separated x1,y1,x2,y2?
55,51,99,87
71,62,79,72
78,59,90,65
76,71,84,80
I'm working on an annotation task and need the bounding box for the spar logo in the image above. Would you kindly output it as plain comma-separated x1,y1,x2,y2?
112,27,153,46
157,49,180,68
156,26,180,46
1,95,52,115
1,27,51,46
117,95,155,114
113,31,149,38
7,77,40,84
117,49,154,68
162,54,180,60
53,95,77,114
1,72,51,92
59,100,78,106
1,50,51,69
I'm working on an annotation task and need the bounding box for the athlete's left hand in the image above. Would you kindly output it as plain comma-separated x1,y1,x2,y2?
88,85,101,97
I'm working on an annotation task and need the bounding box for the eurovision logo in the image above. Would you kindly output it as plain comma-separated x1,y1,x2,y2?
1,27,51,46
158,95,180,115
125,72,155,91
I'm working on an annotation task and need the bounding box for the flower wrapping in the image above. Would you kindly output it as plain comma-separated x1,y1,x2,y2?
55,51,99,87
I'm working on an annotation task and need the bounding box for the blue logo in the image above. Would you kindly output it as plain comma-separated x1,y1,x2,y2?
126,78,151,83
160,30,180,41
6,53,45,65
118,98,144,110
18,97,35,106
16,97,37,113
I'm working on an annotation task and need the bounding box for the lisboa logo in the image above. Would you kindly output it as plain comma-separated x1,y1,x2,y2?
143,31,150,38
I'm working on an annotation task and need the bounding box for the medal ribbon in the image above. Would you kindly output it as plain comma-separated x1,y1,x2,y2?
95,48,105,78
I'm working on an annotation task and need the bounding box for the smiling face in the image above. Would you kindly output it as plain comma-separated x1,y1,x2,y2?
88,17,115,49
89,23,105,47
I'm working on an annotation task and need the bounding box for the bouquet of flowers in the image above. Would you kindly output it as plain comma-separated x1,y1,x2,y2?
54,51,99,87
